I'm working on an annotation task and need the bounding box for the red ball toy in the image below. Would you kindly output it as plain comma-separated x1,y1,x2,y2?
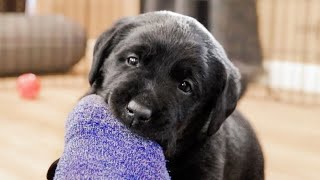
17,73,41,99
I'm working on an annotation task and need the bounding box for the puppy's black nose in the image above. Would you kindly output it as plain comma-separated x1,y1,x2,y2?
126,100,152,124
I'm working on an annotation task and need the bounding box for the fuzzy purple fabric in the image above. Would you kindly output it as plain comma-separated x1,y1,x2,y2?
54,94,170,180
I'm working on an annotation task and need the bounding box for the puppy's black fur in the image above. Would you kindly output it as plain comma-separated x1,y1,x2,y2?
48,11,264,180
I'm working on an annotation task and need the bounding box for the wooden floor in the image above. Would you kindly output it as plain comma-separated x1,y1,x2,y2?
0,77,319,180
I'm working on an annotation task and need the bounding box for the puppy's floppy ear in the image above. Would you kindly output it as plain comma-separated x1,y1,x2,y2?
89,17,136,86
206,61,241,136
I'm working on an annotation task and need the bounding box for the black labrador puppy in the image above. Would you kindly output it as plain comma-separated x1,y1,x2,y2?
48,11,264,180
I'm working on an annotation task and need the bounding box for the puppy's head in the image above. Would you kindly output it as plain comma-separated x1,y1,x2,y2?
89,11,241,156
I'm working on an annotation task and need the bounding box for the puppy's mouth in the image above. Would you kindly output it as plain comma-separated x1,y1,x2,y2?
103,89,178,153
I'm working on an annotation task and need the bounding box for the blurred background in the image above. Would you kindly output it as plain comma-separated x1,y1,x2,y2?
0,0,319,179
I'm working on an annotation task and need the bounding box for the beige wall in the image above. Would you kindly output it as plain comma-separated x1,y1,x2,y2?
35,0,140,39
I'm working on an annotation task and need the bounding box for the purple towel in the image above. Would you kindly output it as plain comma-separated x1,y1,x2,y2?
54,94,170,180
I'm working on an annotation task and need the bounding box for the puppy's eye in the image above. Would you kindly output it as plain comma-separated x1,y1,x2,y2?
178,81,192,94
126,56,139,66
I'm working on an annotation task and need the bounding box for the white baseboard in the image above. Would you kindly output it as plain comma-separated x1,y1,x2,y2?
265,60,320,94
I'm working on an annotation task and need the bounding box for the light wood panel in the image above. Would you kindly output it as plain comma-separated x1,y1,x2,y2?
238,95,320,180
257,0,320,64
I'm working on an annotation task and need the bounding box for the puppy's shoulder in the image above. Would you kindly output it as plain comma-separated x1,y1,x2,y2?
220,110,263,162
